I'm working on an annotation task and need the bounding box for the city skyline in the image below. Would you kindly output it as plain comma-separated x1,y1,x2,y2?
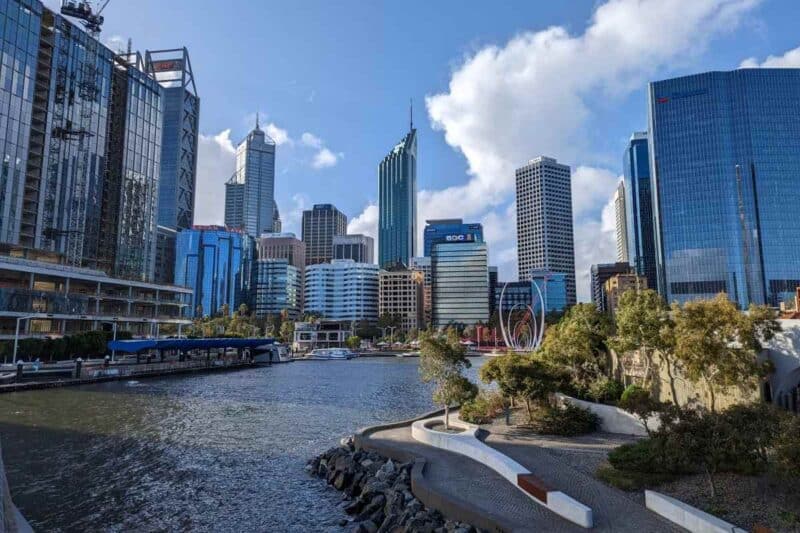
35,0,800,301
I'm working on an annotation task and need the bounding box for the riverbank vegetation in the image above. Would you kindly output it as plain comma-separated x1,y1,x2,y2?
0,329,132,362
419,330,477,430
456,289,799,529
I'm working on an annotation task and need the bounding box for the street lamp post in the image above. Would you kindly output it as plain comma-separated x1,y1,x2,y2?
12,315,37,365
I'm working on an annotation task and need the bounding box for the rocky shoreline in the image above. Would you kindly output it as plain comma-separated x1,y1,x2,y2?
307,437,481,533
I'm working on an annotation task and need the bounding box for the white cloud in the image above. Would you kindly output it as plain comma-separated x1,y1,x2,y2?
105,35,128,53
347,203,378,240
312,147,341,169
301,132,323,148
264,123,292,146
194,129,236,226
281,193,310,236
740,45,800,68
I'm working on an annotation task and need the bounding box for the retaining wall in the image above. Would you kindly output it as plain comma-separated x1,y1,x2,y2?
555,393,657,436
645,490,746,533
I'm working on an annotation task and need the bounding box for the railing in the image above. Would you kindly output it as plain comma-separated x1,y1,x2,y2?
0,287,90,314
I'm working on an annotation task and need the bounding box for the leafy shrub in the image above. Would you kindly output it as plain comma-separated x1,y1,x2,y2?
529,403,599,436
775,415,800,478
588,377,625,404
618,384,662,434
460,390,506,424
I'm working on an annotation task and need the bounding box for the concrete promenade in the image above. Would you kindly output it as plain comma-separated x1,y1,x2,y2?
360,417,682,532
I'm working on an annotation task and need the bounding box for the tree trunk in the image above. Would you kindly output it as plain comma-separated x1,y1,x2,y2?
524,399,533,424
706,379,716,413
444,404,450,430
704,465,717,498
662,355,680,406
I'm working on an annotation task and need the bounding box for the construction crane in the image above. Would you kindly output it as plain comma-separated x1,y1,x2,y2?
60,0,111,37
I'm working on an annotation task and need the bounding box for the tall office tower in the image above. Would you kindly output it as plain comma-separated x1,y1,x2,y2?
0,2,164,281
379,266,424,333
301,204,347,266
253,259,302,320
614,182,629,263
175,227,254,318
148,48,199,284
590,262,633,312
378,122,417,267
224,117,276,236
304,260,379,322
409,256,432,327
515,156,576,305
623,132,657,288
488,266,498,315
257,232,305,313
423,219,484,257
431,240,489,327
649,69,800,307
333,234,374,264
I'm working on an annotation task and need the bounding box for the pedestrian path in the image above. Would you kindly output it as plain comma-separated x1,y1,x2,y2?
363,419,683,532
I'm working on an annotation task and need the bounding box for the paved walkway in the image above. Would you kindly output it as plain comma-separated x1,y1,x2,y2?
364,420,683,532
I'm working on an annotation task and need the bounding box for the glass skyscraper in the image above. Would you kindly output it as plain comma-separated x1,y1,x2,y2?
0,1,165,282
623,132,657,288
423,219,483,257
379,127,417,267
148,48,199,284
304,259,379,323
431,240,489,327
174,226,253,317
648,69,800,307
301,203,347,266
224,119,276,237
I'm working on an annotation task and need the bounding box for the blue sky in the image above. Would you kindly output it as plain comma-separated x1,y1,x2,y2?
46,0,800,300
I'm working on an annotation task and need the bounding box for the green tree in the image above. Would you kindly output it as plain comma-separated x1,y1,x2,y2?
419,334,474,429
279,320,295,343
346,335,361,350
673,294,778,412
609,289,679,401
541,303,611,392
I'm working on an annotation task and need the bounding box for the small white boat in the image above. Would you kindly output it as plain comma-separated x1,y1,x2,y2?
253,343,292,364
308,348,356,360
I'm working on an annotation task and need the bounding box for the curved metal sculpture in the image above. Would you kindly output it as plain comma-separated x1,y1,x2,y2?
498,279,547,352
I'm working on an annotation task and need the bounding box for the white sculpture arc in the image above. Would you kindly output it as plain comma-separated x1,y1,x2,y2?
498,279,546,352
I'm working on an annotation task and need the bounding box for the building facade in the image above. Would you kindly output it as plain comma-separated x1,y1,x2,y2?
0,250,190,338
333,234,374,264
257,233,305,269
614,181,629,263
304,259,379,322
590,262,633,313
431,241,489,327
378,127,417,267
649,69,800,307
0,2,165,282
174,226,253,318
604,273,648,317
623,131,656,290
515,156,576,304
301,204,347,266
409,256,432,328
224,120,276,236
494,271,568,315
423,219,484,257
253,259,302,320
379,267,424,333
149,48,199,284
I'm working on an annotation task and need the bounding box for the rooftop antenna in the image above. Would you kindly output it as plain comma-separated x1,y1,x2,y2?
409,98,413,130
256,111,260,130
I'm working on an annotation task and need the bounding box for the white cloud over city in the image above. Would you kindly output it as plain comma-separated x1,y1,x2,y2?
350,0,760,300
740,44,800,68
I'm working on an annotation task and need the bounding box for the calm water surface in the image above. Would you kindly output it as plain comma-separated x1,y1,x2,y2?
0,357,486,532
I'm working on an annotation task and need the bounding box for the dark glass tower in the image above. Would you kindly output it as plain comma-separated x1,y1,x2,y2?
648,69,800,307
623,132,657,288
379,125,417,268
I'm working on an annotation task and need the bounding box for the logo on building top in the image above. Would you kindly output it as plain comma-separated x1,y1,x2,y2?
445,234,474,242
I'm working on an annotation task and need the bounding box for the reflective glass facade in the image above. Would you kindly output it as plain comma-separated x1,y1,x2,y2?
174,227,253,317
253,258,301,320
423,219,483,257
532,270,567,313
649,69,800,307
0,1,40,244
224,124,275,236
431,241,488,327
623,132,657,288
304,259,379,322
379,128,416,267
494,271,567,315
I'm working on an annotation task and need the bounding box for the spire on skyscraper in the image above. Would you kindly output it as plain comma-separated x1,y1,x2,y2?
255,111,260,131
409,98,413,131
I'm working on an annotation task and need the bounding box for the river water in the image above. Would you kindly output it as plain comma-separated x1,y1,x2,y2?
0,357,486,532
